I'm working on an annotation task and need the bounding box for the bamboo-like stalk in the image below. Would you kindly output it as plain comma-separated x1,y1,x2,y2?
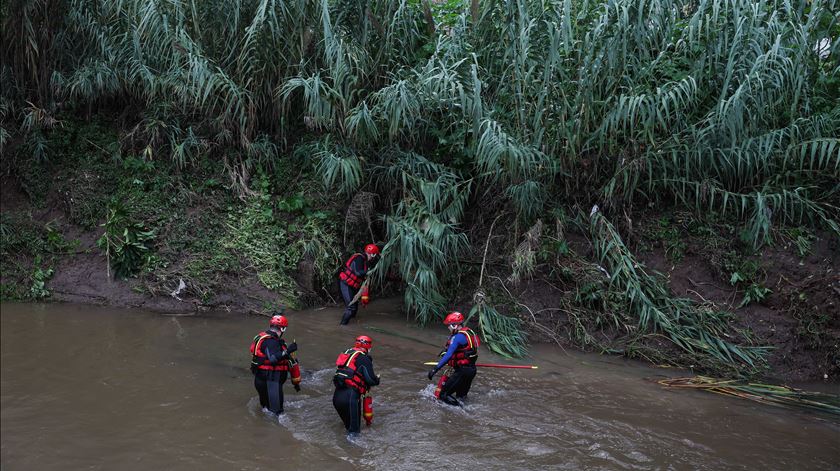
658,376,840,416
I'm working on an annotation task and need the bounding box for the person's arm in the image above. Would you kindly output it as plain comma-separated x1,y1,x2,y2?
356,355,380,387
434,333,466,370
263,338,288,364
350,255,367,278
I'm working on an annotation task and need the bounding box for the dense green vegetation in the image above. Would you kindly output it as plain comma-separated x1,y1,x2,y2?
0,211,67,299
1,0,837,375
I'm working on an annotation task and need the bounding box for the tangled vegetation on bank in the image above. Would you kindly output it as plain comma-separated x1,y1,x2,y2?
1,0,838,376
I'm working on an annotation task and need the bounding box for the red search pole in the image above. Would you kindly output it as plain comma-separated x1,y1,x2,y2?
424,362,538,370
475,363,538,369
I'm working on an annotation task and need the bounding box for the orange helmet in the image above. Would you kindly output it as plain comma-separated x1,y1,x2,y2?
270,315,288,328
364,244,380,256
355,335,373,350
443,311,464,325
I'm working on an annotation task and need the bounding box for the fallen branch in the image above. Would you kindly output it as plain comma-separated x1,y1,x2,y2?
658,376,840,416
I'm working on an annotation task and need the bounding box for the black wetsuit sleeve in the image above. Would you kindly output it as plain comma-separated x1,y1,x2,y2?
350,255,367,278
355,355,380,387
262,338,287,364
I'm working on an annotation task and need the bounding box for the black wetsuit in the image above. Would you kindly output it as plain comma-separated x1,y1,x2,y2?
339,255,367,325
332,353,379,434
434,332,478,406
439,365,477,406
253,334,289,414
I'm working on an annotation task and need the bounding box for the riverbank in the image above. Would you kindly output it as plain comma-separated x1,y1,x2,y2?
3,115,840,383
2,160,837,384
1,175,274,315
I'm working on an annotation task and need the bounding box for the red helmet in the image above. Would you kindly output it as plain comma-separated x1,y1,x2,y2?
443,311,464,325
355,335,373,350
270,315,288,328
364,244,380,256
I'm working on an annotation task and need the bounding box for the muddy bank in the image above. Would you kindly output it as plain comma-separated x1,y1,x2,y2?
638,241,839,384
1,171,298,314
41,223,283,315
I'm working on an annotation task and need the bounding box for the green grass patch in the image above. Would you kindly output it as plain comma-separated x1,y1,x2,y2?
0,212,73,300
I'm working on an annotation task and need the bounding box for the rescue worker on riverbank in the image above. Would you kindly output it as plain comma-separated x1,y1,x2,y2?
427,311,480,406
249,314,301,415
337,244,380,325
332,335,380,437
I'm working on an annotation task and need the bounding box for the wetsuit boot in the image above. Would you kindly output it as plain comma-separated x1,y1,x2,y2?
440,393,462,407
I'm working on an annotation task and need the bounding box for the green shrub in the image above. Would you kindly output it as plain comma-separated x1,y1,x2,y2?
97,200,156,279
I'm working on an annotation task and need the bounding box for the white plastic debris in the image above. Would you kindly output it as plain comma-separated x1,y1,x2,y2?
170,278,186,300
815,38,831,60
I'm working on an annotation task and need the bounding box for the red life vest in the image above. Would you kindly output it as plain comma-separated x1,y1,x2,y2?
250,331,292,372
445,327,480,367
334,347,369,393
338,253,366,288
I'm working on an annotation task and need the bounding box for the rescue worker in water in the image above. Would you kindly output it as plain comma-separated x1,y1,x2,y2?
427,311,480,406
337,244,380,325
333,335,380,437
249,314,301,415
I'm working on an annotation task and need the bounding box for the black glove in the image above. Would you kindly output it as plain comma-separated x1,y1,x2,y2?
285,342,298,354
293,383,301,392
427,367,438,381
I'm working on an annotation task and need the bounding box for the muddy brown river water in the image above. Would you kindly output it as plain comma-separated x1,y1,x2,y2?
1,301,838,470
